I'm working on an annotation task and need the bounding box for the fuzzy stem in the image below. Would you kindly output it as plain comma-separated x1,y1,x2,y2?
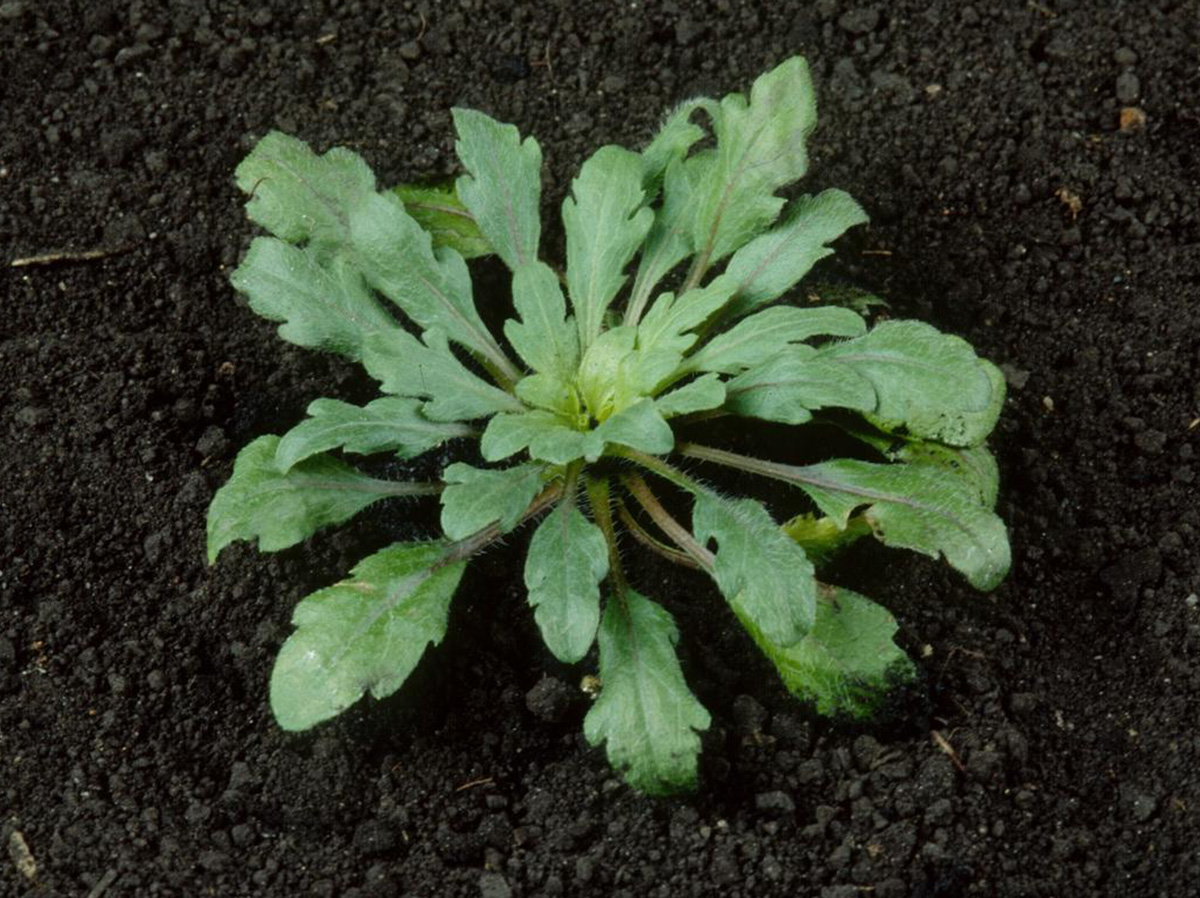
615,495,704,571
441,480,563,566
619,472,714,572
585,475,628,596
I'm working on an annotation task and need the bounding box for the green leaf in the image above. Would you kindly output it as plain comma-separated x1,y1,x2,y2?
349,191,511,373
818,321,1005,446
686,305,867,375
392,181,492,260
230,238,397,362
692,493,816,647
584,590,711,795
514,372,581,416
782,513,873,566
270,542,466,730
785,459,1011,590
686,57,818,264
639,99,705,195
525,498,608,663
452,108,542,270
480,411,588,465
585,399,674,462
655,374,726,419
505,261,579,377
235,131,375,253
627,160,702,321
724,346,876,424
207,436,434,562
563,145,654,349
275,397,473,472
577,325,638,420
725,189,869,317
362,328,523,422
439,462,546,540
740,586,915,718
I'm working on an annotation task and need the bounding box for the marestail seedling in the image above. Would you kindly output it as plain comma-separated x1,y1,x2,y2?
207,56,1010,795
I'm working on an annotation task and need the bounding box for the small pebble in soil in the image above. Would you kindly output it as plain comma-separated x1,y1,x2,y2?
524,676,577,722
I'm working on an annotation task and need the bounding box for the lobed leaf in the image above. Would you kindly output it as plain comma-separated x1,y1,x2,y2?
452,108,542,271
584,399,674,462
686,305,866,376
639,99,706,196
392,181,492,260
275,397,473,472
655,374,726,419
692,493,817,647
207,436,434,563
230,238,397,362
740,586,915,718
818,320,1005,447
270,542,466,730
439,463,546,540
505,261,580,377
584,590,711,795
362,328,523,422
724,346,876,424
481,411,588,465
525,498,608,663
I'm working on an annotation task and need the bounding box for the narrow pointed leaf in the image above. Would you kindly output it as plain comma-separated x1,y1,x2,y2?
740,586,915,718
686,305,866,376
628,158,705,319
656,374,726,418
784,459,1011,590
563,146,654,349
207,436,435,562
230,238,397,362
275,397,473,472
392,181,491,259
525,499,608,663
270,542,466,730
584,591,711,795
725,346,876,424
692,493,816,647
362,328,523,422
725,189,869,316
505,261,579,376
440,463,546,540
452,108,542,270
818,321,1005,446
235,131,375,252
480,411,588,465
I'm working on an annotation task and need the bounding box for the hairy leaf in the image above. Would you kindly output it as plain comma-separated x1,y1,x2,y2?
584,399,674,461
514,372,581,416
440,462,546,540
505,261,579,377
782,513,873,566
525,498,608,663
392,181,491,259
207,436,435,562
481,411,588,465
725,346,876,424
692,493,816,647
362,328,523,422
584,590,711,795
270,542,465,729
235,131,375,253
230,238,397,362
655,374,726,418
725,189,869,316
739,586,914,718
275,397,473,472
686,305,866,375
639,99,706,195
564,146,654,349
452,108,542,270
627,159,704,321
818,321,1005,446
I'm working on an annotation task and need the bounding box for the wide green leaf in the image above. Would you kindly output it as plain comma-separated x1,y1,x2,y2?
275,397,473,472
270,542,466,730
235,131,375,253
563,145,654,350
452,108,542,270
480,411,588,465
392,181,491,260
740,586,914,718
230,238,397,362
439,463,546,540
207,436,436,562
362,328,523,422
655,374,726,419
724,346,876,424
783,458,1011,590
525,498,608,663
686,57,817,264
725,189,869,317
818,320,1005,446
584,399,674,461
685,305,866,375
584,590,711,795
692,493,816,647
505,261,580,377
349,191,512,375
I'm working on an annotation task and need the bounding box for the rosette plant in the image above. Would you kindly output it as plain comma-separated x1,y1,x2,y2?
207,57,1010,795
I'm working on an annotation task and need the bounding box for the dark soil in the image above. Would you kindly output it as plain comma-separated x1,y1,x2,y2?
3,1,1199,895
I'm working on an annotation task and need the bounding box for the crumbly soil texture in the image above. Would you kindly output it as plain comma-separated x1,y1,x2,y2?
2,1,1199,896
